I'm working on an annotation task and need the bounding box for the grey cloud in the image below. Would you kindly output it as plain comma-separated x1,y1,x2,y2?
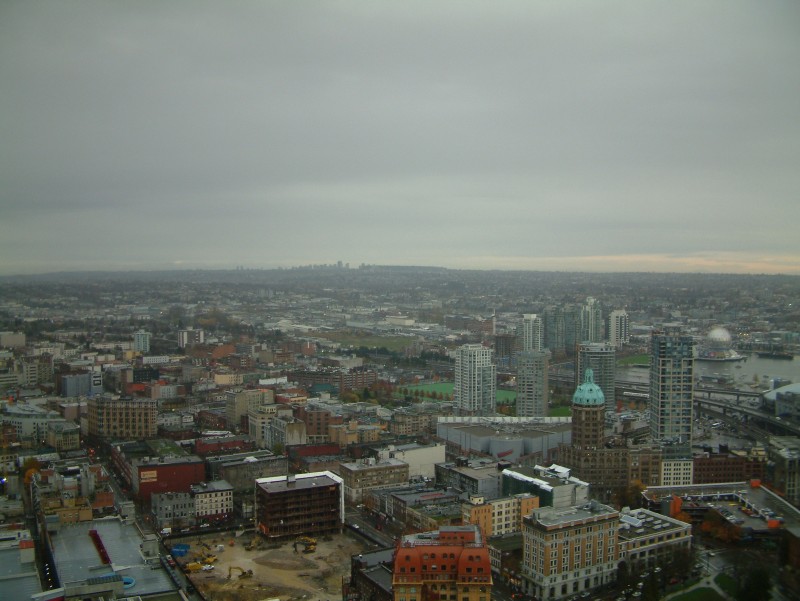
1,1,799,274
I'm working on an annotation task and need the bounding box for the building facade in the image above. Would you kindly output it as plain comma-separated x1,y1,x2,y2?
558,371,630,503
649,326,695,451
392,525,492,601
255,471,344,540
521,501,619,601
87,396,158,440
520,314,544,353
462,493,540,537
580,297,603,343
617,507,692,572
516,350,549,418
133,330,151,354
606,310,629,348
338,458,410,504
190,480,234,523
454,344,496,417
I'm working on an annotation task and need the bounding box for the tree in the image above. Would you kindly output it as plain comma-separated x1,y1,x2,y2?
735,566,772,601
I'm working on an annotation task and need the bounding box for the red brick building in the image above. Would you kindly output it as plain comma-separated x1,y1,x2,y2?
393,525,492,601
693,449,766,484
194,435,256,457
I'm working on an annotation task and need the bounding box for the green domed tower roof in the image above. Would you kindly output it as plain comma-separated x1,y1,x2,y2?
572,368,606,406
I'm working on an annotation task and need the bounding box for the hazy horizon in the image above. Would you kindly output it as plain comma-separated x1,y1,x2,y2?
2,1,799,276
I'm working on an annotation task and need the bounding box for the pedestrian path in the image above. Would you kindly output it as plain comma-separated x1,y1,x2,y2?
662,574,728,601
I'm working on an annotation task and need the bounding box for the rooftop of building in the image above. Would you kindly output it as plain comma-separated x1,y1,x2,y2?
572,368,606,407
502,465,590,490
0,543,41,601
438,416,571,427
0,524,42,599
114,438,187,459
529,501,618,528
401,524,484,546
385,442,444,452
763,383,800,401
207,451,283,468
616,507,690,541
50,518,174,597
487,532,523,552
411,501,464,519
360,562,394,593
768,436,800,458
393,488,462,506
256,471,343,494
3,403,56,417
642,481,800,536
190,480,233,494
340,458,408,471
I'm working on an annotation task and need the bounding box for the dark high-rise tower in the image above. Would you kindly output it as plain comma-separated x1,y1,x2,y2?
648,325,695,451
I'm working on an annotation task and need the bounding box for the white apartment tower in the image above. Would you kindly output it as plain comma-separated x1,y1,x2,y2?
178,327,205,349
133,330,151,353
517,350,550,417
649,326,695,452
520,314,544,352
580,297,603,343
607,310,630,348
454,343,496,416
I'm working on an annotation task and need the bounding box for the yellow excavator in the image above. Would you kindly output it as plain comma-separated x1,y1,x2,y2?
228,566,254,579
185,562,203,573
294,536,317,554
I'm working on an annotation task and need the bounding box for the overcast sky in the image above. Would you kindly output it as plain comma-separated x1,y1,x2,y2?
2,1,799,276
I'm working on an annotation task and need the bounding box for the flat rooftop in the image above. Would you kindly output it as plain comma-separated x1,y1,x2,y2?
644,481,800,535
530,502,618,528
51,519,174,597
617,508,689,541
0,546,41,600
256,473,340,494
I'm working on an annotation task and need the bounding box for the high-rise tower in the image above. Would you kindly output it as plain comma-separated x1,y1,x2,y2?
575,342,616,411
516,350,550,417
543,305,580,357
133,330,151,354
454,343,496,416
607,309,630,348
520,314,543,352
649,326,695,450
580,297,603,343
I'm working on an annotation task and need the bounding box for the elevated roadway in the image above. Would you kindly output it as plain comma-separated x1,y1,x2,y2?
693,397,800,437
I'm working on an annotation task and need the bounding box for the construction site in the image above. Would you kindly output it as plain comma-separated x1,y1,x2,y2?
167,530,373,601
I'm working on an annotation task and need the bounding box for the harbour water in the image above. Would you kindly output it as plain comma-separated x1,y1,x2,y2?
619,353,799,391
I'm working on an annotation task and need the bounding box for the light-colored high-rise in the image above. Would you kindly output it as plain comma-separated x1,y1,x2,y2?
516,350,550,417
607,309,630,348
520,314,543,352
649,326,695,451
133,329,151,353
580,297,603,343
454,343,496,416
575,342,616,410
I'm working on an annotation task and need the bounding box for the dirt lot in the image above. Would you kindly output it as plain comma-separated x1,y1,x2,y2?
173,531,371,601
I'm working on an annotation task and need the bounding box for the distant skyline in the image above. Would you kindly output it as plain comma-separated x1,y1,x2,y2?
2,1,800,276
